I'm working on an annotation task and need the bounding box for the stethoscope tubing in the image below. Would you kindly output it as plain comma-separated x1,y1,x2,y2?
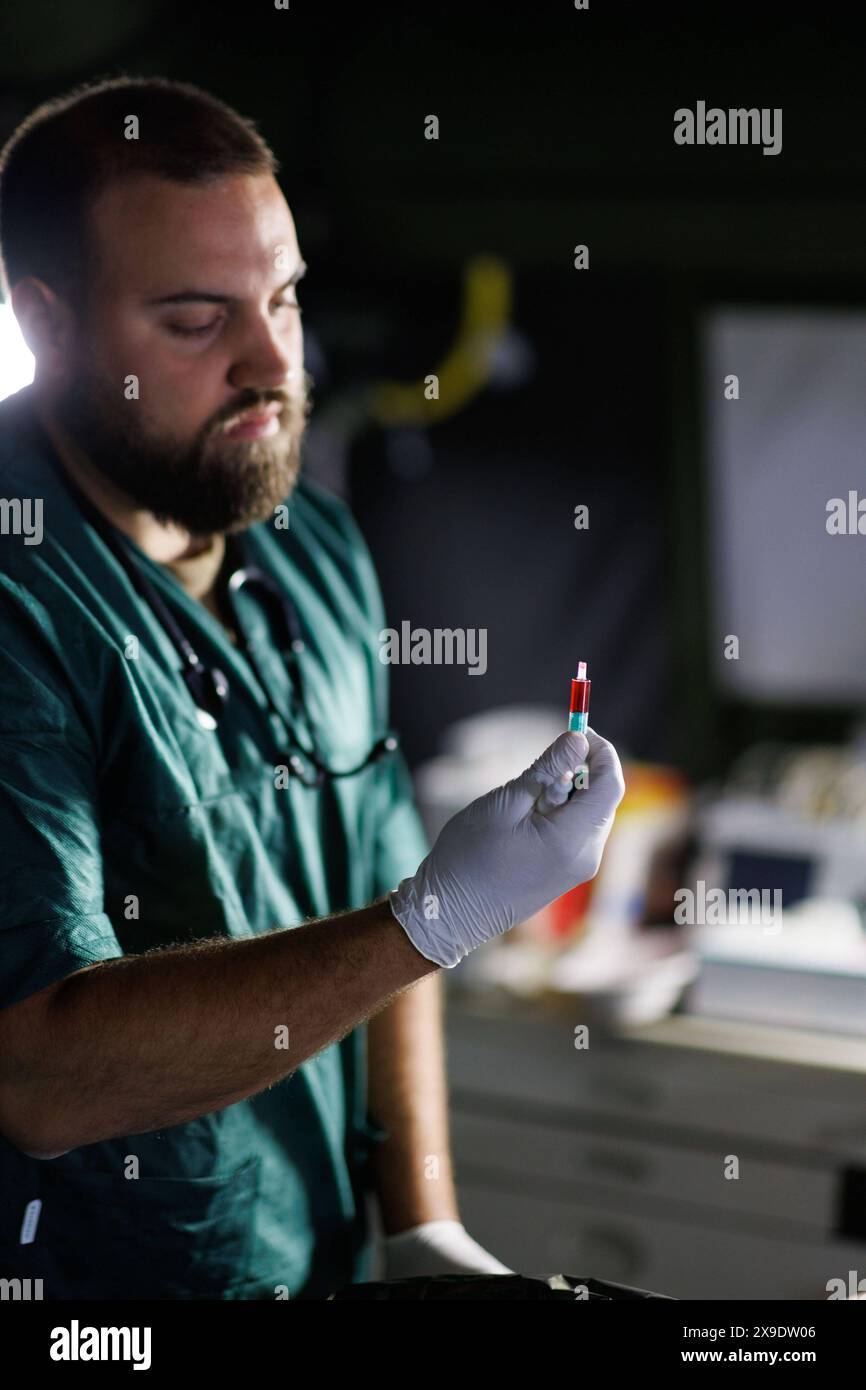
52,464,399,785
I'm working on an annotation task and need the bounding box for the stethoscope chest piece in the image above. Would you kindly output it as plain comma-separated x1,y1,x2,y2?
189,663,230,732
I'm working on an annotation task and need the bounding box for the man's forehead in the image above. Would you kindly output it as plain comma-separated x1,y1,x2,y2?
88,172,299,288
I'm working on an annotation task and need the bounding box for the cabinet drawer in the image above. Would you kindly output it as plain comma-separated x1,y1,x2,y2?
456,1181,866,1301
447,1010,866,1156
450,1109,836,1230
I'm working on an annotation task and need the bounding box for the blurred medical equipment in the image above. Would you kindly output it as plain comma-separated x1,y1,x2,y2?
685,739,866,1035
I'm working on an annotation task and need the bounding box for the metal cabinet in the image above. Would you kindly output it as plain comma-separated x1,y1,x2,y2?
445,1002,866,1300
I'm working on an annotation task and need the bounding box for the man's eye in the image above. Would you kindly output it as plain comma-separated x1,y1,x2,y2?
167,321,220,338
273,298,301,314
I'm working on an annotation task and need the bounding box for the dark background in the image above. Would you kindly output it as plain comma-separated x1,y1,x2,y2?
2,1,865,777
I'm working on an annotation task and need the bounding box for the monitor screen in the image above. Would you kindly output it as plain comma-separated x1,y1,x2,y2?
702,307,866,703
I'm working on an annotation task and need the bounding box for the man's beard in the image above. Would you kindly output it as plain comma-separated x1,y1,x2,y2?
53,364,312,535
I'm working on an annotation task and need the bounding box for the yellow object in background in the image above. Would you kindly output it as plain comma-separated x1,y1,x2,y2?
370,255,512,427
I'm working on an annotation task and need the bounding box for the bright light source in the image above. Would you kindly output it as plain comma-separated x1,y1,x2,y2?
0,302,35,401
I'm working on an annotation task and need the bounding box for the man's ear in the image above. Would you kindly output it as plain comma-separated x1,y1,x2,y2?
10,277,76,382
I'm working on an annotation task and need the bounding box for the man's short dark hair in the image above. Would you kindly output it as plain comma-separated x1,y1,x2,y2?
0,75,278,304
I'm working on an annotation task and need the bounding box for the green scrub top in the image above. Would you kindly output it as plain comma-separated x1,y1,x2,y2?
0,385,431,1300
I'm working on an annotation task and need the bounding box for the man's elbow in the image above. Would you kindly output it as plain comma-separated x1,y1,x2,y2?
0,978,79,1160
0,1098,73,1161
20,1128,74,1162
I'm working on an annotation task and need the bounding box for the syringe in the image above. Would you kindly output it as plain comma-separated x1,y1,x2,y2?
567,660,591,790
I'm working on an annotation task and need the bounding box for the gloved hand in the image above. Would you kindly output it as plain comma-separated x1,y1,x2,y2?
389,727,625,968
383,1220,514,1279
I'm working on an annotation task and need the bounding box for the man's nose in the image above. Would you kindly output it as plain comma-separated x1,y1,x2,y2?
228,320,297,394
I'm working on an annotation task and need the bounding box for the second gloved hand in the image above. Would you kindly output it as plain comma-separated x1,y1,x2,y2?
389,727,625,968
383,1221,514,1279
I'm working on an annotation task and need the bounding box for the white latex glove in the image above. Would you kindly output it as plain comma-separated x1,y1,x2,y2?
383,1220,514,1279
389,727,625,968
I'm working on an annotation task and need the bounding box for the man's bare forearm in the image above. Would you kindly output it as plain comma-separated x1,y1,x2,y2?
368,971,461,1235
2,896,438,1159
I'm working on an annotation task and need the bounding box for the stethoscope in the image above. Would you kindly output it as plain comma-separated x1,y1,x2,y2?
55,466,400,788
